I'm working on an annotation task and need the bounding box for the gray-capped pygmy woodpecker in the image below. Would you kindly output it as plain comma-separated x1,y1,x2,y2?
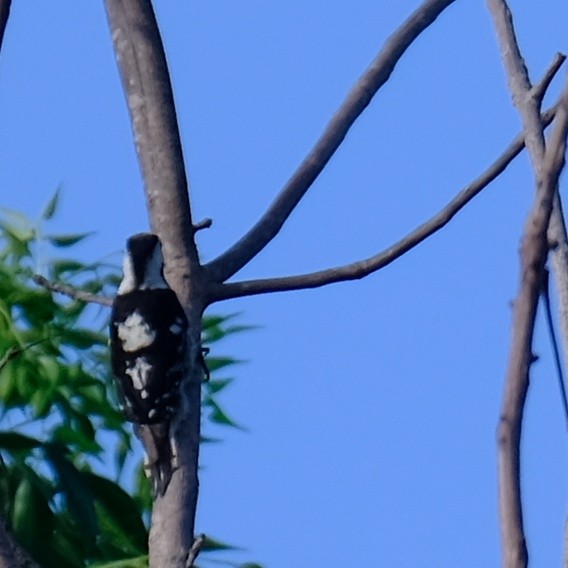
109,233,188,496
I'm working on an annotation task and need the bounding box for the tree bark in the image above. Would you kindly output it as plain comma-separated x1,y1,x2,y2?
104,1,205,566
0,519,40,568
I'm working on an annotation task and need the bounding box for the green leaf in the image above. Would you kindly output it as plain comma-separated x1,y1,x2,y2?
72,412,97,444
0,365,18,402
132,462,152,516
16,289,58,326
56,327,107,350
201,314,230,330
0,431,43,451
52,425,102,454
204,378,233,395
45,445,99,547
0,220,33,259
206,356,241,373
41,187,61,220
15,360,36,400
47,232,94,247
11,476,54,559
51,260,87,278
0,208,34,232
200,435,223,444
84,472,148,555
201,535,238,552
203,398,242,429
31,386,55,417
47,515,88,568
40,356,65,385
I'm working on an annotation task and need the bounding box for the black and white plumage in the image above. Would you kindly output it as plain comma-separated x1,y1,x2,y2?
110,233,188,496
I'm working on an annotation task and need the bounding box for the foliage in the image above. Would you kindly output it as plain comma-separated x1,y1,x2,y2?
0,193,262,567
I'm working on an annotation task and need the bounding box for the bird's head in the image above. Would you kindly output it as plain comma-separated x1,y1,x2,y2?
118,233,168,294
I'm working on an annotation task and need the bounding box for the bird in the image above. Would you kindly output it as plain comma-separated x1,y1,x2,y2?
109,232,188,496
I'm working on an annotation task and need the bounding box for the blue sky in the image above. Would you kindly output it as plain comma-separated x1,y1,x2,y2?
1,1,568,566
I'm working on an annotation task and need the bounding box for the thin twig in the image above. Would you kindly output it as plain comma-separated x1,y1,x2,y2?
193,218,212,232
531,52,566,107
208,104,559,303
32,275,113,307
205,0,458,283
184,534,205,568
0,337,61,372
541,269,568,428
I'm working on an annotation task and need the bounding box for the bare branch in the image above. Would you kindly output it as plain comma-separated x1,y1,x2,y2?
531,52,566,107
184,534,205,568
193,218,212,232
497,91,568,568
564,517,568,568
0,0,11,54
208,104,559,303
205,0,458,283
486,9,568,424
32,275,113,307
488,0,568,567
487,0,545,161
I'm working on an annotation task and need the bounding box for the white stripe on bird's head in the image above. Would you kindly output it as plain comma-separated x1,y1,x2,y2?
139,240,168,290
117,233,169,294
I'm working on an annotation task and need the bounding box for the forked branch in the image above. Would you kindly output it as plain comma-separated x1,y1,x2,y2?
208,99,560,303
205,0,458,283
497,90,568,568
487,0,568,565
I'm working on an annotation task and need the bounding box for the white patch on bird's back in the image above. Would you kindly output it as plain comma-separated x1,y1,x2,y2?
140,243,168,290
117,254,136,294
125,356,152,390
118,311,156,352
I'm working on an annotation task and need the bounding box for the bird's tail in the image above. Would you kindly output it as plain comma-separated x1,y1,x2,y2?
135,422,177,496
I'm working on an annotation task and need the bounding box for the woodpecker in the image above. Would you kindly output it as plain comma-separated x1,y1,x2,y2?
109,233,188,496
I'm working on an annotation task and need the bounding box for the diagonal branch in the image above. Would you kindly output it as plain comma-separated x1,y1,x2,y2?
486,5,568,383
531,52,566,107
496,90,568,568
204,0,458,283
487,1,568,566
32,275,113,307
208,104,559,303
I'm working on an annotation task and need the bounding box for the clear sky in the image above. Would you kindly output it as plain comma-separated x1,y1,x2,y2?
1,2,568,567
